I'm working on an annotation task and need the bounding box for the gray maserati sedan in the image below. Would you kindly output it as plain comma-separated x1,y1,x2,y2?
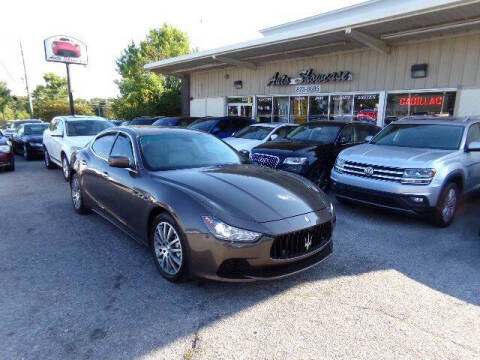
70,126,335,282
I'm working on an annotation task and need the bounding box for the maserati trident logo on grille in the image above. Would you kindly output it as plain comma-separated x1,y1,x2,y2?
304,233,313,250
364,166,374,176
304,216,310,223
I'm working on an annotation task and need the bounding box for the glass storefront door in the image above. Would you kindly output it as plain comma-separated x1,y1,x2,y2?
273,97,289,123
289,96,308,124
308,96,329,121
227,97,253,118
256,97,273,123
330,95,353,119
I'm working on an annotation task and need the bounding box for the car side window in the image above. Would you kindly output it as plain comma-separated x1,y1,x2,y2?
56,121,64,136
17,126,24,136
274,126,292,138
355,125,378,143
338,125,355,144
110,134,134,166
215,120,232,133
91,133,116,160
467,124,480,146
50,119,57,131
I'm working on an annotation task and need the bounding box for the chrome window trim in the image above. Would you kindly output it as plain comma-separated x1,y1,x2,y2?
90,130,139,171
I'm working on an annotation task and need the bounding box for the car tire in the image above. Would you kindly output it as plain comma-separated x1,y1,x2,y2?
62,154,71,181
308,165,331,191
70,173,89,215
150,213,187,282
6,160,14,172
433,183,460,227
23,145,31,161
44,148,55,169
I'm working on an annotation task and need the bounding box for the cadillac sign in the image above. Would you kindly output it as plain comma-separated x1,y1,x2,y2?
267,68,352,87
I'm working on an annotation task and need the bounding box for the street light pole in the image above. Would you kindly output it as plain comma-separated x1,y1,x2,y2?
19,41,34,118
66,63,75,116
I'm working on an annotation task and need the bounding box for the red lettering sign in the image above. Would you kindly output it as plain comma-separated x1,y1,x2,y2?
399,96,444,106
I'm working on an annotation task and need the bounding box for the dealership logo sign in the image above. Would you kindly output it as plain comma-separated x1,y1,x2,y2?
44,35,88,65
267,68,352,87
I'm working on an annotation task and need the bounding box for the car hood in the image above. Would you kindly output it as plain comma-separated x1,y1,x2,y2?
252,140,321,155
151,164,327,223
64,136,94,148
223,137,263,151
340,144,457,167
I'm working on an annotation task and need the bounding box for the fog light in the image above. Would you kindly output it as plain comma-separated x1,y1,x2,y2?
411,196,424,203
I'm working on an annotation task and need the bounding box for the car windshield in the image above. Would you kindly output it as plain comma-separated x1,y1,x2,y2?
24,124,49,135
130,118,155,125
14,120,41,129
65,120,113,136
286,124,341,143
140,132,242,170
188,119,217,132
234,126,274,140
371,124,464,150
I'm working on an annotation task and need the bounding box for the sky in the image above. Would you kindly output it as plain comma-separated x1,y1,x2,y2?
0,0,364,100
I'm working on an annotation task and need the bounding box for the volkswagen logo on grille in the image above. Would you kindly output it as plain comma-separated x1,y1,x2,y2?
364,166,374,176
304,233,313,250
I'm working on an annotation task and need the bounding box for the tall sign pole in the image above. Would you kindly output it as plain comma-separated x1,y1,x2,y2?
19,41,34,118
65,63,75,116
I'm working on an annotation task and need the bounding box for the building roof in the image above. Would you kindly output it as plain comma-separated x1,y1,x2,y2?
145,0,480,75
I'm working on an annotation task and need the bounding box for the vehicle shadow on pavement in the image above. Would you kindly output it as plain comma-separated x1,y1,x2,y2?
1,157,479,359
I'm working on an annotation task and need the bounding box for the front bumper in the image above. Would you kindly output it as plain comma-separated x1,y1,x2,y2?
185,210,334,282
331,169,439,215
26,143,45,155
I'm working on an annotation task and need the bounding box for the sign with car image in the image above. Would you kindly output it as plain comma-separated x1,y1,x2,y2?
44,35,88,65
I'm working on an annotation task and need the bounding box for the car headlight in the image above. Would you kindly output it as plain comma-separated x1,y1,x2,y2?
283,157,308,165
202,216,261,242
334,157,345,172
402,168,436,185
28,142,42,147
0,145,10,152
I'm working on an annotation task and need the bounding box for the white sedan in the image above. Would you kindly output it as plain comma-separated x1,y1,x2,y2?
43,116,114,181
223,123,297,153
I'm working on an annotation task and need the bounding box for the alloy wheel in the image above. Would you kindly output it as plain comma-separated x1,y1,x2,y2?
153,222,183,275
71,176,82,210
45,151,50,166
441,188,457,223
62,157,70,179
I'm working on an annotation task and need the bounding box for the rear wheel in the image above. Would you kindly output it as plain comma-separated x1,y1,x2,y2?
150,213,187,282
70,173,89,214
6,159,14,172
44,148,55,169
433,183,459,227
308,165,330,191
62,155,71,181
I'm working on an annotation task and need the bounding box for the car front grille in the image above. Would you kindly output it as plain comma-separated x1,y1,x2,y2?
270,222,332,259
250,153,281,169
337,161,405,183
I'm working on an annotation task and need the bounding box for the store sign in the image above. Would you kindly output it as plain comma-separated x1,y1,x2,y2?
267,68,352,87
295,85,321,94
44,35,88,65
399,96,444,106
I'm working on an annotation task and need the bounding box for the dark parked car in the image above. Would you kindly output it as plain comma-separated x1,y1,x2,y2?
70,126,335,282
3,119,43,139
250,121,381,190
128,117,160,126
12,123,49,160
110,120,123,126
188,116,254,138
0,130,14,171
152,116,198,127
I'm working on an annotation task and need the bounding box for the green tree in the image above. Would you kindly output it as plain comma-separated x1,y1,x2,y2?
112,24,190,120
32,72,68,102
35,99,94,122
0,82,12,121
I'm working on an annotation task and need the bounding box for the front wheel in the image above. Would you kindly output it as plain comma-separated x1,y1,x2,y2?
44,148,55,169
150,214,187,282
70,173,89,214
433,183,459,227
308,165,331,192
23,145,31,161
62,155,71,181
6,160,14,172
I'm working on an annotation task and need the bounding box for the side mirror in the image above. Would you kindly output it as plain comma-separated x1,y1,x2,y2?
467,141,480,152
270,134,279,141
238,149,250,163
365,135,373,142
108,156,131,168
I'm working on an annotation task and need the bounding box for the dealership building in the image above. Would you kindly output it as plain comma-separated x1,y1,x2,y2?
146,0,480,127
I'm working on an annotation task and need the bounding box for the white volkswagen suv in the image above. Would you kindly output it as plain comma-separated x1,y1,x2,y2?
43,116,113,180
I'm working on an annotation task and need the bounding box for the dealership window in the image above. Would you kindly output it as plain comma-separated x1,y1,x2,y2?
308,96,329,121
256,97,273,123
290,96,308,124
227,97,253,118
385,91,456,125
354,94,379,121
330,95,353,119
273,97,289,123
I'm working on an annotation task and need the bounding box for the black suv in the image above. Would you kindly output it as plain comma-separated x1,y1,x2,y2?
250,121,381,190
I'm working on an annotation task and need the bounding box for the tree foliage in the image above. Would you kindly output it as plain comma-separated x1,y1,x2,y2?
35,99,94,122
112,24,190,120
0,82,12,120
32,73,68,103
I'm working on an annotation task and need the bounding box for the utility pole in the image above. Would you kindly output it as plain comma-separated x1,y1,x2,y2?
65,63,75,116
19,41,34,118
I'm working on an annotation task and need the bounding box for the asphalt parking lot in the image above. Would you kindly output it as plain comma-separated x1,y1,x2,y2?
1,156,479,360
